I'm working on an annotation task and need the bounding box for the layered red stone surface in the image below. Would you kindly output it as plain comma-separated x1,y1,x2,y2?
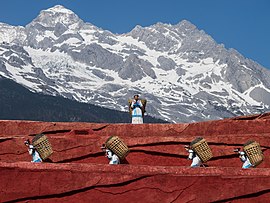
1,113,270,202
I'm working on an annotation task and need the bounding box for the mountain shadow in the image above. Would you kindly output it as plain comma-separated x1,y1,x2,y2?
0,77,167,123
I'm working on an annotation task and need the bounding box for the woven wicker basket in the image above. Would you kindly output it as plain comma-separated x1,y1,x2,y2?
243,141,264,167
105,136,129,160
32,134,53,160
191,138,213,163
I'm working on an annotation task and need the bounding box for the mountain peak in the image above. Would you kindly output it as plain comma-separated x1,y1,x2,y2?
29,5,83,28
44,5,74,14
175,20,197,30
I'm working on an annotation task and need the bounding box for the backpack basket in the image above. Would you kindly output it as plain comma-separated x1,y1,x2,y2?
105,136,129,160
191,137,213,163
32,134,53,160
243,141,264,167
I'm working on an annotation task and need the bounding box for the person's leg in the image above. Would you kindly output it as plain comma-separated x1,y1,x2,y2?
242,163,253,169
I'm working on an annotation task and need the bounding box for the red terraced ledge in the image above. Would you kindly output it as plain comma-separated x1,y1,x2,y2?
1,113,270,202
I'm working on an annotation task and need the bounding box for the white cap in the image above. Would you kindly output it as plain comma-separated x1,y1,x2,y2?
239,151,245,155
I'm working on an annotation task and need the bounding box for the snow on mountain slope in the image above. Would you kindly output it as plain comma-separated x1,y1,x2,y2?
0,5,270,123
0,23,26,45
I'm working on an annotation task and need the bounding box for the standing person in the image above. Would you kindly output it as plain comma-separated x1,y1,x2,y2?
130,94,144,124
185,145,202,168
24,139,42,163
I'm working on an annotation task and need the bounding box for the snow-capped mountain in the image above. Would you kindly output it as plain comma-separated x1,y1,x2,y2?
1,5,270,123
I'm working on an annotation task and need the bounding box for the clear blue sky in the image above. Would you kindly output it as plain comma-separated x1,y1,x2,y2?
0,0,269,69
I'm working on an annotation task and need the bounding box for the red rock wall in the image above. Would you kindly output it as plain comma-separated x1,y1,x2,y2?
0,119,269,167
1,162,270,203
0,114,270,202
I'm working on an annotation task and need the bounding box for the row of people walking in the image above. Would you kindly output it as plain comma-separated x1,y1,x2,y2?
101,137,263,169
24,134,263,169
185,145,254,169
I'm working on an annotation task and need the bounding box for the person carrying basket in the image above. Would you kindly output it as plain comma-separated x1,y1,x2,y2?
234,148,253,168
24,139,42,163
184,137,212,168
101,144,120,165
185,145,202,168
234,140,264,169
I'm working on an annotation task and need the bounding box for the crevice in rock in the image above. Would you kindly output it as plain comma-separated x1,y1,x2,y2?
130,149,238,161
185,198,196,203
94,186,181,196
165,125,190,135
4,175,154,203
131,149,186,159
212,188,270,202
130,149,263,162
50,149,249,163
55,152,104,163
208,142,244,147
0,137,13,143
208,142,270,149
53,143,97,153
29,130,71,136
170,179,198,203
92,125,109,131
129,141,269,149
129,141,190,148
